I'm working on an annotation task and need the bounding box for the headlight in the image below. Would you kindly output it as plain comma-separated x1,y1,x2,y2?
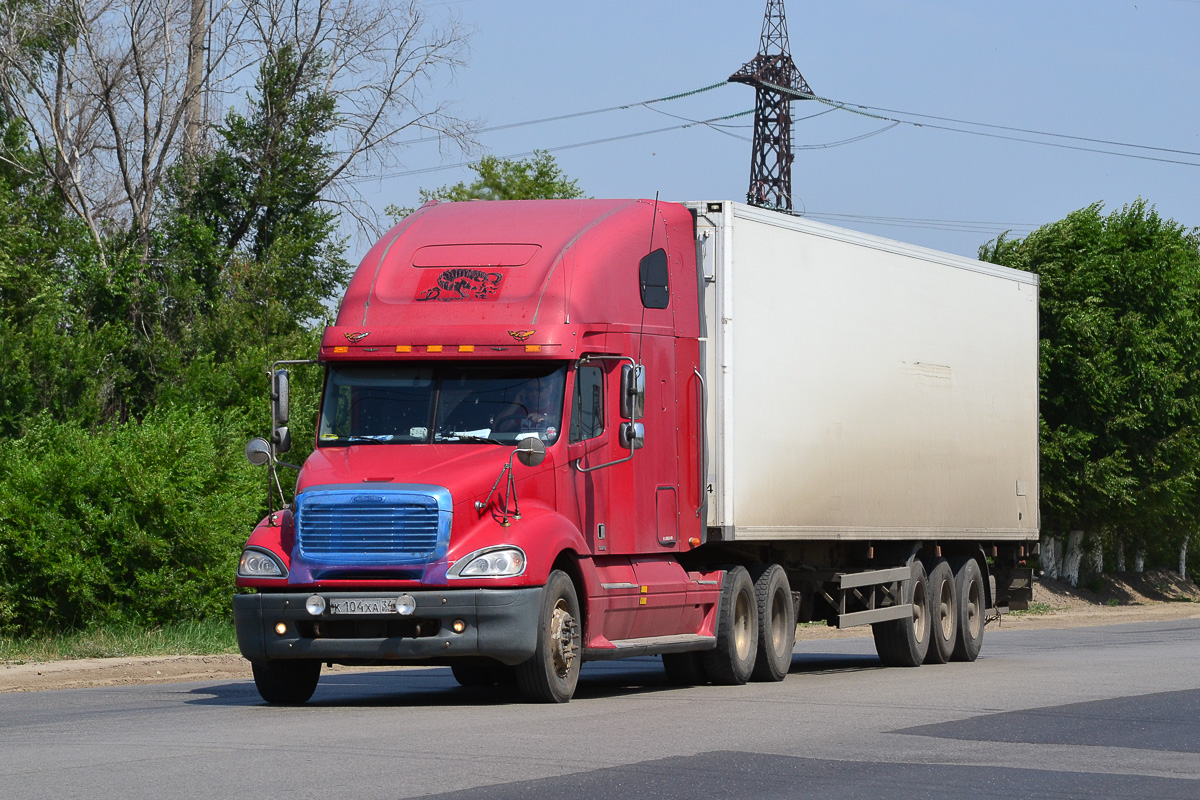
238,547,288,578
448,546,527,579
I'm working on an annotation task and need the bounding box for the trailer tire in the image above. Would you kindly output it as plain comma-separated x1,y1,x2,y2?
701,566,758,685
872,559,931,667
925,559,957,664
662,652,707,686
250,659,321,704
950,557,985,662
515,570,582,703
749,564,795,682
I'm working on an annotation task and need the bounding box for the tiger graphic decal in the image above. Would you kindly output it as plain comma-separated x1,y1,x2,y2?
417,268,504,301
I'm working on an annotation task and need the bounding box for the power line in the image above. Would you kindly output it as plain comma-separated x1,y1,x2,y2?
761,81,1200,168
802,210,1037,235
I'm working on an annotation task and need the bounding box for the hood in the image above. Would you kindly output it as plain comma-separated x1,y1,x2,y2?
297,443,539,508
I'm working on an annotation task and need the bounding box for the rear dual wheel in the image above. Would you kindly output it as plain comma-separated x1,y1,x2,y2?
950,557,985,662
701,566,758,685
872,559,931,667
925,559,957,664
750,564,795,682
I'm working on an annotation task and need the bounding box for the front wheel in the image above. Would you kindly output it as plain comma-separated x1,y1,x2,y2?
250,659,321,704
515,570,582,703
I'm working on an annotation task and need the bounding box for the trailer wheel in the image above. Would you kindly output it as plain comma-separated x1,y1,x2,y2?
924,559,957,664
950,557,985,662
872,559,931,667
250,659,321,704
515,570,582,703
662,652,707,686
749,564,795,682
701,566,758,685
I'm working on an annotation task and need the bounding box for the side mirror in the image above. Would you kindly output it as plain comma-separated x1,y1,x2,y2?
245,437,272,466
620,363,645,420
515,436,546,467
619,421,644,450
272,369,290,426
639,248,670,309
271,425,292,454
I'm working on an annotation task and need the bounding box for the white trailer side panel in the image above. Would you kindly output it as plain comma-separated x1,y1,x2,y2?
692,202,1038,542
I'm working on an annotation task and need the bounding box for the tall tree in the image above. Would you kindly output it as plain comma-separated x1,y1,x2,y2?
0,0,471,258
981,201,1200,581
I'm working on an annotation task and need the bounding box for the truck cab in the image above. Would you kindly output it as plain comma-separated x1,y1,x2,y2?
234,199,720,703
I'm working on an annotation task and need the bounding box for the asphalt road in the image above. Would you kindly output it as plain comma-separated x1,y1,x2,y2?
4,618,1199,799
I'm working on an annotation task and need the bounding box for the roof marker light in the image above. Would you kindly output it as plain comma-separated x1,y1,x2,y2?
427,345,443,353
458,345,474,353
396,345,412,353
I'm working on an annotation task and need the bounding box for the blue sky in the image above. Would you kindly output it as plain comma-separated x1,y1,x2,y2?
351,0,1200,259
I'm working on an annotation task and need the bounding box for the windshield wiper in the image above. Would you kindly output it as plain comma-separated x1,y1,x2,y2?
338,435,393,444
437,433,502,444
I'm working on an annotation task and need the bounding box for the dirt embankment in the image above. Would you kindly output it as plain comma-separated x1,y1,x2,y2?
3,571,1197,693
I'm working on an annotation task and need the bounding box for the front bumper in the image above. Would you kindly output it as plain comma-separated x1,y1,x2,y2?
234,588,542,666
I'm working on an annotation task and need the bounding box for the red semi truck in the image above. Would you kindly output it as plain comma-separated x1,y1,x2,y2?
234,199,1039,703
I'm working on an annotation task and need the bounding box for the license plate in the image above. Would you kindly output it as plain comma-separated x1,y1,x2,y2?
329,597,398,615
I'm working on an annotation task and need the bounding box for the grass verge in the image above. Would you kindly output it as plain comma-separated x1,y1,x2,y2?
1011,601,1055,616
0,619,238,663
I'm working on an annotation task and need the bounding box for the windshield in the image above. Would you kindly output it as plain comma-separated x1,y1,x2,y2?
318,362,567,446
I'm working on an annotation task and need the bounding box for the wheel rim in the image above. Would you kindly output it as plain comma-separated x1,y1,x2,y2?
733,590,753,661
965,578,983,640
549,599,578,679
937,578,954,639
911,577,928,641
769,589,789,653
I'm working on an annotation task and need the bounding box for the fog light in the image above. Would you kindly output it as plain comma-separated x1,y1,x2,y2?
305,595,326,616
396,594,417,615
452,619,466,633
274,622,287,636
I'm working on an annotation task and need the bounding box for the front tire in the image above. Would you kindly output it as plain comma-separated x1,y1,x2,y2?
515,570,582,703
701,566,758,685
872,558,931,667
251,659,321,704
750,564,795,682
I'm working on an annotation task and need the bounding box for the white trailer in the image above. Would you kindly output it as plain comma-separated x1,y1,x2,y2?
683,201,1039,667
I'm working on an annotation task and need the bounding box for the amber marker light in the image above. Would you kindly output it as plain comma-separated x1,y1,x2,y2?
525,345,541,353
333,346,348,353
427,345,443,353
458,345,474,353
452,620,466,633
396,345,412,353
274,622,287,635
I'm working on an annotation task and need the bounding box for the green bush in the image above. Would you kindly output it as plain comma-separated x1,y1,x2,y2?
0,407,265,636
